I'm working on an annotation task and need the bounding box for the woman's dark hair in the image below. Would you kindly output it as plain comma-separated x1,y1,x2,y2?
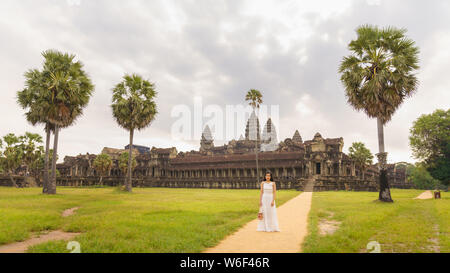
265,171,274,181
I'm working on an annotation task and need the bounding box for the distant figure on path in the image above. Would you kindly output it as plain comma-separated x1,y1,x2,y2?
257,171,280,232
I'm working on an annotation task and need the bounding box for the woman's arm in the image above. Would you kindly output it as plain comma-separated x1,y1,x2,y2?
271,182,276,206
259,182,263,207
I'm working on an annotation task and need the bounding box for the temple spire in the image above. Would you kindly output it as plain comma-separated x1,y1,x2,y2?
200,125,214,152
245,111,260,141
261,118,279,151
292,130,303,143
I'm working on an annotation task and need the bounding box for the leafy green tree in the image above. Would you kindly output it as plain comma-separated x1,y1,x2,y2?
29,146,44,178
0,134,23,187
17,66,56,193
17,132,43,177
17,50,94,194
93,153,113,185
31,148,57,180
339,25,420,202
348,142,374,179
407,164,441,190
112,74,158,192
409,109,450,186
119,152,137,181
245,89,263,183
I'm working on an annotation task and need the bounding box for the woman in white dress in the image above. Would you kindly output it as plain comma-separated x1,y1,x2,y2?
257,171,280,232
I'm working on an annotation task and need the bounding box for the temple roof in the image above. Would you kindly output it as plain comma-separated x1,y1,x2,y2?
151,147,177,154
170,151,305,165
292,130,303,143
304,137,343,145
202,125,213,141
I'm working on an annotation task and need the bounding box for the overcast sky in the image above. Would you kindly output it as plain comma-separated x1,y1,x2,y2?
1,0,449,164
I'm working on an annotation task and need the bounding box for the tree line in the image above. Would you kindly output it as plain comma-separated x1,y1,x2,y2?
15,50,157,194
0,132,55,187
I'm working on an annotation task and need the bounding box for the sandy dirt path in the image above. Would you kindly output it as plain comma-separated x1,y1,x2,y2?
204,191,313,253
62,207,80,217
0,230,81,253
0,207,81,253
414,190,433,199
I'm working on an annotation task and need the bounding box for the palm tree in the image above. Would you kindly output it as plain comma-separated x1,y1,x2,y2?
339,25,420,202
93,153,113,186
348,142,374,180
18,132,43,177
245,89,263,184
18,49,94,194
119,151,137,187
17,69,57,193
1,133,22,187
111,74,158,192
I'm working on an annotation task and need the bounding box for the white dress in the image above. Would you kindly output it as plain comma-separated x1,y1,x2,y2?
257,182,280,232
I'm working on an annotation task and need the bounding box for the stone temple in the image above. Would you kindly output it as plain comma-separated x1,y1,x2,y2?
55,112,411,191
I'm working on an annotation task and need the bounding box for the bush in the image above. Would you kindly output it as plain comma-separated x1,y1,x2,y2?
407,165,442,190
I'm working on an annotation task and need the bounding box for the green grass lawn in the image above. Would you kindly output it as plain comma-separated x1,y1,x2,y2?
0,186,300,253
302,189,450,253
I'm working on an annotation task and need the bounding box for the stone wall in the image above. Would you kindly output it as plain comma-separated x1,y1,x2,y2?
55,176,301,190
0,176,38,187
313,176,379,192
53,176,382,192
1,174,413,192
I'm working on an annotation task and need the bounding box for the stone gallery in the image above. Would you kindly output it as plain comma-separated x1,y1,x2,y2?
56,113,410,191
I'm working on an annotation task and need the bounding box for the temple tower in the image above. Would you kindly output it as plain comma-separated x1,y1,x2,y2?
245,111,260,141
261,118,279,151
292,130,303,143
200,125,214,152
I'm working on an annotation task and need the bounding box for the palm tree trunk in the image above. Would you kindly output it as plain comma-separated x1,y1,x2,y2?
43,126,51,194
377,117,393,202
255,108,260,184
99,175,103,186
377,118,385,153
126,129,134,192
48,125,59,195
9,173,17,188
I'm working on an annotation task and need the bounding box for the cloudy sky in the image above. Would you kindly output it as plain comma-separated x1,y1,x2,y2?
1,0,449,164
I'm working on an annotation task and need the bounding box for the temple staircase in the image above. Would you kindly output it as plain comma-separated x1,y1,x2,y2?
303,177,316,192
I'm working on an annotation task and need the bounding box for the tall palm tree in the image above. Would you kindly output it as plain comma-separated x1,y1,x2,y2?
18,65,56,193
339,25,420,202
111,74,158,192
18,49,94,194
245,89,263,184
